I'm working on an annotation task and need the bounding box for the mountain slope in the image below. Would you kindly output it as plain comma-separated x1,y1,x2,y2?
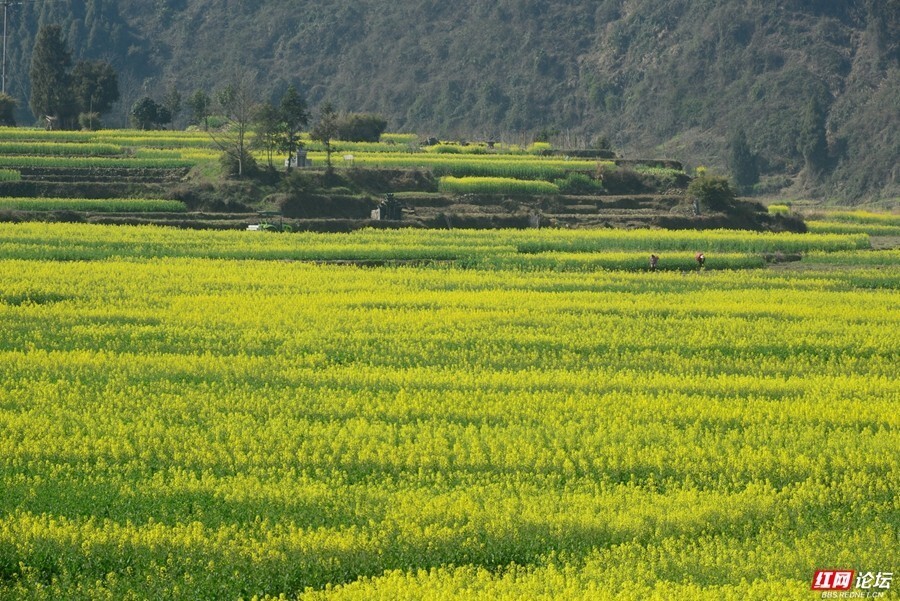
5,0,898,201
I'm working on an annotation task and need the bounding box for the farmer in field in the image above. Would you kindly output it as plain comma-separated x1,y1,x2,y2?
649,254,659,271
695,252,705,269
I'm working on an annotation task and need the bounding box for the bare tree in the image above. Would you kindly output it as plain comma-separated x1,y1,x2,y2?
209,71,258,178
311,102,338,174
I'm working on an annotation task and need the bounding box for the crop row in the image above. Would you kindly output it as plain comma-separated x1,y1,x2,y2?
308,152,604,180
438,176,560,195
513,228,870,254
0,155,198,169
0,142,124,156
476,251,767,271
812,210,900,226
0,223,872,263
806,220,900,236
134,147,220,160
0,197,187,213
0,127,213,144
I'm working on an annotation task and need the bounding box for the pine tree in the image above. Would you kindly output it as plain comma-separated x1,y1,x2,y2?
29,25,75,127
799,97,828,175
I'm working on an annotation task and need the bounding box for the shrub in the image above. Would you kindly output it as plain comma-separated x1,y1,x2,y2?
78,112,102,131
598,166,649,194
688,174,737,212
219,150,259,178
0,93,16,126
336,113,388,142
554,172,603,195
432,144,462,154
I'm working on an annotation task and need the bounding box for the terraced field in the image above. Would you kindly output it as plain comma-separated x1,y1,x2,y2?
0,127,689,229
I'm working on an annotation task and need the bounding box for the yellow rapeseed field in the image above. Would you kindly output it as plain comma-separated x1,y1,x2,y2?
0,224,896,599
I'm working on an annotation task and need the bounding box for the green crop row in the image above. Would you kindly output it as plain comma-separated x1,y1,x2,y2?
307,152,601,180
0,197,187,212
0,142,124,156
0,127,106,142
807,221,900,236
0,127,212,144
802,249,900,267
439,176,560,195
134,148,220,160
476,251,766,271
0,156,198,169
303,141,416,154
812,210,900,226
0,169,20,181
94,136,218,149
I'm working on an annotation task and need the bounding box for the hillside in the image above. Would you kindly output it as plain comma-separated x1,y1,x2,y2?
3,0,898,202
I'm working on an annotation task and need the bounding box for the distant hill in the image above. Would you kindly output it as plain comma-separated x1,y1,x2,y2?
4,0,898,202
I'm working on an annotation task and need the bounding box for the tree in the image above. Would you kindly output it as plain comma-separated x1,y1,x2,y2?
211,72,258,178
0,94,17,126
29,25,75,127
163,86,182,123
187,90,211,130
71,60,119,116
279,85,309,172
130,96,171,129
253,102,282,169
336,113,386,142
687,173,736,214
311,103,339,172
728,128,758,191
799,96,828,175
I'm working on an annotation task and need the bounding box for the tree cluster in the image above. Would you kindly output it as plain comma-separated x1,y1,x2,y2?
195,73,311,178
29,25,119,130
251,85,311,173
130,88,181,130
